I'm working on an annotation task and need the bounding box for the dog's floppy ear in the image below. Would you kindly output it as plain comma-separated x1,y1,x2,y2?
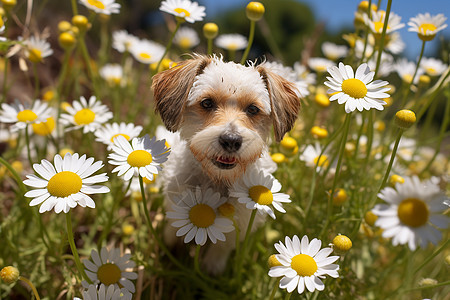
152,55,211,132
257,66,301,142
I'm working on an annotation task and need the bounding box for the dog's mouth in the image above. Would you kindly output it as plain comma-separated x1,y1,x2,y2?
213,156,237,169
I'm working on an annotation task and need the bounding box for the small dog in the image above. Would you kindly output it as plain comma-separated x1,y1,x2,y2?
152,55,300,274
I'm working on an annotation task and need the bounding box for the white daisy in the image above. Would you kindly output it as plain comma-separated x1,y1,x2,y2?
112,30,139,53
20,36,53,63
95,122,142,150
159,0,206,24
82,247,137,295
365,10,405,37
229,167,291,219
0,100,52,132
408,13,447,42
293,62,316,86
324,62,390,113
81,284,132,300
263,61,308,97
79,0,121,15
23,153,110,214
108,135,170,181
321,42,348,61
307,57,335,73
299,143,331,170
215,34,248,51
166,187,234,245
372,176,449,250
268,235,339,294
99,64,125,86
384,32,405,54
367,52,394,77
129,38,165,65
173,26,200,49
394,58,425,84
420,57,448,77
60,96,113,133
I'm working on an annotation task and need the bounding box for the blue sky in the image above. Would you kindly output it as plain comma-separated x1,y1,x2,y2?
200,0,450,60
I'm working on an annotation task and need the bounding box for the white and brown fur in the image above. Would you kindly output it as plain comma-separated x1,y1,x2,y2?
152,55,300,274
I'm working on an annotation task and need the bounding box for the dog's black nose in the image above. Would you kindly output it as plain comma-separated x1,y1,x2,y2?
219,132,242,152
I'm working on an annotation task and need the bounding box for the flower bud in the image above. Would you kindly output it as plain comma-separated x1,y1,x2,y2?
332,234,352,254
314,93,331,108
271,153,286,164
203,23,219,39
268,254,282,268
72,15,89,31
332,188,348,206
1,0,17,11
280,136,298,156
246,2,265,21
219,202,235,218
389,174,405,186
364,211,378,226
58,21,72,32
59,32,77,49
1,266,19,284
395,109,416,129
311,126,328,139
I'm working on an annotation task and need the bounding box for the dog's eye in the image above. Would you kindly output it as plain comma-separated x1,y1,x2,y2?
200,98,215,110
246,104,260,116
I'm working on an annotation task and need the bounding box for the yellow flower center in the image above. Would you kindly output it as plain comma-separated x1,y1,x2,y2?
315,65,327,72
249,185,273,205
127,150,152,167
87,0,105,10
341,78,367,99
397,198,429,227
179,37,192,49
139,52,151,60
110,133,130,143
32,117,55,136
16,109,38,123
374,21,390,33
402,74,413,84
227,43,238,51
74,108,95,125
290,254,318,277
189,204,216,228
313,155,329,167
47,171,82,198
28,48,43,63
174,7,191,17
419,23,437,35
97,263,121,285
425,67,437,75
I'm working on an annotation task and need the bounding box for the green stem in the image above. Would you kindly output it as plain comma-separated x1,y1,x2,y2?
420,88,450,175
0,156,27,193
56,50,73,152
237,209,257,284
70,0,78,15
194,244,204,277
207,38,213,55
363,110,374,170
320,113,351,237
240,20,255,64
65,212,92,284
269,278,281,300
413,238,450,274
79,34,99,97
358,0,373,65
378,129,403,191
155,21,181,73
25,125,34,167
19,276,41,300
374,0,392,77
138,176,185,271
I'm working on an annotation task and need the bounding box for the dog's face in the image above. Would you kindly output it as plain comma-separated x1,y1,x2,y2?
152,55,300,185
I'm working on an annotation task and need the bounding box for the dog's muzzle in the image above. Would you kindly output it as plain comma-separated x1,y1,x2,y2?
213,132,242,169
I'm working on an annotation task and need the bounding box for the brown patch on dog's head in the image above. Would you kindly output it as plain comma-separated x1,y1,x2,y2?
257,65,301,142
152,55,211,132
